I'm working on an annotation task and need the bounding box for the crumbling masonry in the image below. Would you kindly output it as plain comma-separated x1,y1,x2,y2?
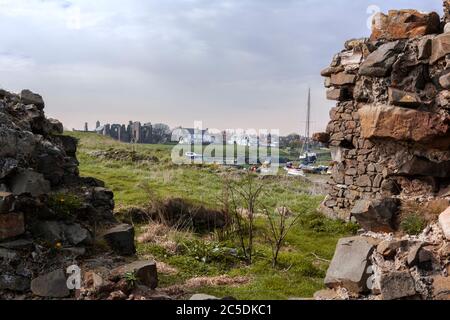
315,3,450,232
315,3,450,301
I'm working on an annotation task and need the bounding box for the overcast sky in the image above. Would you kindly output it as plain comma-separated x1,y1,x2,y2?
0,0,443,135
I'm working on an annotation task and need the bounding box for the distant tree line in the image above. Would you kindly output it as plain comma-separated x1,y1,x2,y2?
152,123,172,144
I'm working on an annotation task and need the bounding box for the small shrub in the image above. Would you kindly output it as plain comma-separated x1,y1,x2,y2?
124,271,139,288
400,213,426,235
47,192,82,218
301,212,358,235
177,239,242,265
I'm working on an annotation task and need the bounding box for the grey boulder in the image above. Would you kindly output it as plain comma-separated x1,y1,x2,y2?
324,236,375,293
379,271,416,300
359,41,405,77
102,224,136,256
0,274,31,292
31,269,70,298
351,198,399,232
10,170,51,197
32,221,92,246
20,89,45,110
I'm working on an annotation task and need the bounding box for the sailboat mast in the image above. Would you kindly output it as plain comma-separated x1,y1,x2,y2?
305,88,311,151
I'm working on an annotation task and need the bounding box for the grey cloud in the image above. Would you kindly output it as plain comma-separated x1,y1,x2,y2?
0,0,444,134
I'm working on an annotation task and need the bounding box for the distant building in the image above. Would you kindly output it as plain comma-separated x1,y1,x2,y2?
226,131,278,147
96,120,153,144
172,128,214,145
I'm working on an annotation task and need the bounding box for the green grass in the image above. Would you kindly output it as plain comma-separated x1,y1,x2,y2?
68,132,315,208
67,131,353,300
400,213,427,236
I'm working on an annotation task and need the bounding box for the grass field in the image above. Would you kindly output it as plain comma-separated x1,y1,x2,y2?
67,131,355,299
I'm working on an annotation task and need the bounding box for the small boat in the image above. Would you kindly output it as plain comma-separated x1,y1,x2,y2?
299,152,317,165
301,164,329,174
287,168,305,177
185,152,202,160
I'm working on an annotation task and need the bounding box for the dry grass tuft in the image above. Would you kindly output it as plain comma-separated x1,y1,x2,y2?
137,222,179,253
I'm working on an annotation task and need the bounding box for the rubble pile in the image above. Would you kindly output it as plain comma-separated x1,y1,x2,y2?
316,224,450,300
0,88,159,300
315,2,450,300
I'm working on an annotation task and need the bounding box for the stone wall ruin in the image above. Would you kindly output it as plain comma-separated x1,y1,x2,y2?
316,3,450,300
316,4,450,232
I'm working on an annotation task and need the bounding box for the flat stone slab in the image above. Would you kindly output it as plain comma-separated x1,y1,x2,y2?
190,294,219,300
0,239,33,250
439,207,450,240
31,269,70,298
359,105,450,147
324,236,375,293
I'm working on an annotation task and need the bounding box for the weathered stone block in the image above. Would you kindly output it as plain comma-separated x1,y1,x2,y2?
432,275,450,300
355,175,371,188
0,158,18,179
32,221,92,246
10,170,51,197
20,89,45,110
359,41,405,77
418,37,433,60
377,240,407,258
431,33,450,64
359,105,450,146
0,274,30,292
0,213,25,241
327,88,351,101
330,72,356,86
380,271,416,300
371,10,440,41
102,224,136,256
439,207,450,240
439,72,450,90
321,66,344,77
388,87,421,107
31,269,70,298
351,198,398,232
312,132,330,144
398,156,450,178
324,237,374,293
